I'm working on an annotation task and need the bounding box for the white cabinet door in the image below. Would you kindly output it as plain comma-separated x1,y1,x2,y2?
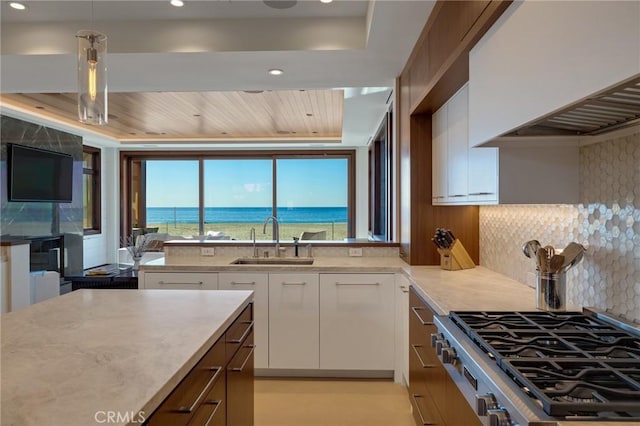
395,274,410,385
142,272,218,290
446,85,469,203
269,273,319,369
219,272,269,369
319,273,395,370
467,146,498,204
432,104,448,204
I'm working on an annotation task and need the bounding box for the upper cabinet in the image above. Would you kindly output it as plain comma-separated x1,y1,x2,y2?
433,84,579,205
468,1,640,147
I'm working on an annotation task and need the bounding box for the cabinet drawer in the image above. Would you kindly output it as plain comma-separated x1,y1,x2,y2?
187,376,225,426
144,272,218,290
148,339,225,426
410,392,445,426
225,303,253,362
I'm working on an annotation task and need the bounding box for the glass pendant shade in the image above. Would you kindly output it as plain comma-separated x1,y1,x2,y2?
77,30,108,125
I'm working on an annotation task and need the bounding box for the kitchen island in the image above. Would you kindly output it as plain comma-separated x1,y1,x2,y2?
1,289,253,426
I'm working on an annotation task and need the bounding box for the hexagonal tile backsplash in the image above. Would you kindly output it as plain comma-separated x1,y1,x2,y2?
480,130,640,322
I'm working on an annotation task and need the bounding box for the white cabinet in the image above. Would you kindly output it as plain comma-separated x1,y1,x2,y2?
219,272,269,369
446,85,469,203
433,83,578,205
319,273,395,370
394,274,410,385
268,273,319,369
432,105,448,203
141,272,218,290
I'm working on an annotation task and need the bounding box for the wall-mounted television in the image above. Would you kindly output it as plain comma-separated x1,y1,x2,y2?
8,144,73,203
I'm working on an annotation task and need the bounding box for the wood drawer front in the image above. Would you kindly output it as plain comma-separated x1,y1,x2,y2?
226,329,255,426
225,304,253,362
187,376,225,426
148,339,225,426
410,391,445,426
144,272,218,290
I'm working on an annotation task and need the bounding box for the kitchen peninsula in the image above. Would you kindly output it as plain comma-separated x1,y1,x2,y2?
1,289,253,426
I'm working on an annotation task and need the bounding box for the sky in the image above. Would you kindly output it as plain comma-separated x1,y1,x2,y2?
146,158,348,208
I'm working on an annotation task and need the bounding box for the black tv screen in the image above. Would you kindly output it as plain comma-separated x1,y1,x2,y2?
8,144,73,203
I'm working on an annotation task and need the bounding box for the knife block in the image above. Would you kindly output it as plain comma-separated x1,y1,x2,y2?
437,240,475,271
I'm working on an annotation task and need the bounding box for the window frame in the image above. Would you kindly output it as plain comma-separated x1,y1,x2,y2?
120,150,355,241
82,145,102,235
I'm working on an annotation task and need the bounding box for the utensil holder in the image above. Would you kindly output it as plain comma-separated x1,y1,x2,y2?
536,271,566,311
437,240,475,271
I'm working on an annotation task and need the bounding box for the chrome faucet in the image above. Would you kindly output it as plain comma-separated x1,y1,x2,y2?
262,216,281,257
249,227,258,258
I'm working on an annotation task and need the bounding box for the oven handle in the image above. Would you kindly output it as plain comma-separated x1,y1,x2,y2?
411,306,433,325
411,394,437,425
411,344,437,369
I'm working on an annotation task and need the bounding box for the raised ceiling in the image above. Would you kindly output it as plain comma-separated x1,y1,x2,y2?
0,0,436,148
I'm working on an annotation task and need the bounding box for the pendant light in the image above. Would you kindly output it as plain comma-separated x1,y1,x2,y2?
76,2,107,125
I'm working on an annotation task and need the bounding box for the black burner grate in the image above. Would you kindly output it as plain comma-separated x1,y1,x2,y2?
449,311,640,418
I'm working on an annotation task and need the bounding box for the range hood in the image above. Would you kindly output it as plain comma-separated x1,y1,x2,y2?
504,75,640,137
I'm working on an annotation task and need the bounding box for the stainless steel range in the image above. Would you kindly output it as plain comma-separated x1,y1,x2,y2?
433,310,640,425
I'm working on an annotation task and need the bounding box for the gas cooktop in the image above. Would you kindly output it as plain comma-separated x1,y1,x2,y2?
449,311,640,419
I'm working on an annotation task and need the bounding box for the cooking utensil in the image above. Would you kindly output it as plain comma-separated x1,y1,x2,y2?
522,240,541,259
549,254,565,273
559,242,585,272
536,247,549,272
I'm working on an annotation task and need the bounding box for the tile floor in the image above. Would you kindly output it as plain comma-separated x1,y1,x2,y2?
254,378,415,426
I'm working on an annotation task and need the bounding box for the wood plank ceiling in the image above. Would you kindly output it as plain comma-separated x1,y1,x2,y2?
1,89,344,143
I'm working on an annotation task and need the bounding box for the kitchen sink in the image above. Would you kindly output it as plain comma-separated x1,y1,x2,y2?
230,257,314,265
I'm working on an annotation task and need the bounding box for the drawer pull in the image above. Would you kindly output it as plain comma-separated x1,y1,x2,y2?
230,281,256,285
468,192,495,195
176,366,222,414
399,285,409,294
230,344,256,372
158,280,204,286
411,306,433,325
450,194,466,198
281,281,306,286
227,320,254,343
201,400,222,426
411,344,436,369
335,282,380,286
411,394,437,425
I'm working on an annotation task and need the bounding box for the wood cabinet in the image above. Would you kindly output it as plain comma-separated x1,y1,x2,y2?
147,303,253,426
141,272,219,290
268,273,320,369
319,273,395,370
218,272,268,369
226,309,254,426
408,287,480,426
394,273,410,385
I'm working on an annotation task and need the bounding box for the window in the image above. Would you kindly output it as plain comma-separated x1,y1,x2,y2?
122,151,354,241
82,146,101,234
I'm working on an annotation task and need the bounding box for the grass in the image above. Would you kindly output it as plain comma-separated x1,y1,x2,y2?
147,222,348,241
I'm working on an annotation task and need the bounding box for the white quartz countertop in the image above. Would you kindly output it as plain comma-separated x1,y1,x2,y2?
141,257,547,314
1,289,253,426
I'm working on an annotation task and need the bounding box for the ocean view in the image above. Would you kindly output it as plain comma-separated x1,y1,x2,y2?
147,207,348,224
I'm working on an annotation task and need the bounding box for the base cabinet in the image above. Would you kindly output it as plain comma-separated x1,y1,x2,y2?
146,303,253,426
219,272,268,369
268,273,320,369
319,273,395,370
409,287,480,426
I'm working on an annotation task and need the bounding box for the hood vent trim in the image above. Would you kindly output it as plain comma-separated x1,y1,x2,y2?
505,74,640,137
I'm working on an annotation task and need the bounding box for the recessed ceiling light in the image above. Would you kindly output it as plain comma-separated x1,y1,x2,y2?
170,0,184,7
9,2,27,10
268,69,284,76
264,0,297,9
320,0,333,3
